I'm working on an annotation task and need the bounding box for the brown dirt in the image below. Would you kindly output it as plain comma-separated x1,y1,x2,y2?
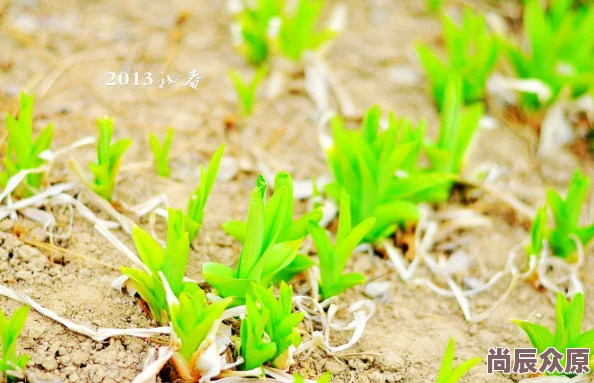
0,0,593,383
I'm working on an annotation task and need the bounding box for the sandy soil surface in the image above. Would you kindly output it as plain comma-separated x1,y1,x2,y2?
0,0,593,382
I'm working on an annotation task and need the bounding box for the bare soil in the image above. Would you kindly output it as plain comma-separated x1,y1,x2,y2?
0,0,592,382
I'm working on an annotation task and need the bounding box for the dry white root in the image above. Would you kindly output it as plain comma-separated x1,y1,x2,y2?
385,205,519,322
133,347,176,383
0,283,171,341
508,236,585,299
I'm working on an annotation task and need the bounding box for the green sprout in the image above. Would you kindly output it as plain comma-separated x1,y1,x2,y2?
72,117,132,201
504,0,594,109
416,7,499,107
275,0,337,62
121,208,196,325
1,92,54,195
308,189,376,300
325,105,451,243
436,337,481,383
423,77,483,201
166,283,232,382
240,282,303,370
426,0,443,13
528,169,594,261
184,144,225,242
222,171,322,284
293,373,332,383
148,128,174,178
203,174,319,305
512,292,594,375
228,67,267,116
233,0,284,66
0,306,30,382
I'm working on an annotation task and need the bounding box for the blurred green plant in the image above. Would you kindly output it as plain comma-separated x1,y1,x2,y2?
0,306,30,382
417,7,498,107
512,292,594,375
232,0,338,65
1,92,54,195
72,117,132,201
526,169,594,262
232,0,284,66
148,128,174,178
436,337,481,383
293,373,332,383
308,189,375,300
184,144,225,242
275,0,337,61
504,0,594,109
240,282,303,370
423,77,483,201
229,67,267,116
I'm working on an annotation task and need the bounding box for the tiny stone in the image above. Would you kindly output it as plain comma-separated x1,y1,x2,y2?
0,219,14,231
325,360,346,374
42,358,58,371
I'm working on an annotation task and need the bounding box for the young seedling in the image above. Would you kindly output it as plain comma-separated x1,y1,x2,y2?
426,0,443,13
512,292,594,375
529,170,594,261
436,337,481,383
293,373,332,383
504,0,594,109
325,105,452,243
148,128,174,178
232,0,285,66
222,171,323,283
417,7,498,107
424,77,483,201
203,175,317,305
0,306,30,382
72,117,132,201
228,67,267,116
275,0,337,61
240,282,303,370
166,283,232,382
308,189,376,300
184,144,225,242
1,92,54,195
121,208,195,325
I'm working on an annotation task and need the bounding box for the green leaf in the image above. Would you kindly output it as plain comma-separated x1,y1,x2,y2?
511,319,555,354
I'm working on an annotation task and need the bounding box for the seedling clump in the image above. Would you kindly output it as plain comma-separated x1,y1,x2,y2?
417,7,498,107
240,282,303,370
166,284,232,382
436,337,481,383
148,128,174,178
512,292,594,375
0,306,31,382
423,77,483,201
228,67,267,116
72,117,132,201
184,144,225,242
121,208,195,325
325,105,452,243
504,0,594,109
308,189,376,300
232,0,338,65
1,92,54,196
527,169,594,262
204,173,321,305
275,0,337,62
